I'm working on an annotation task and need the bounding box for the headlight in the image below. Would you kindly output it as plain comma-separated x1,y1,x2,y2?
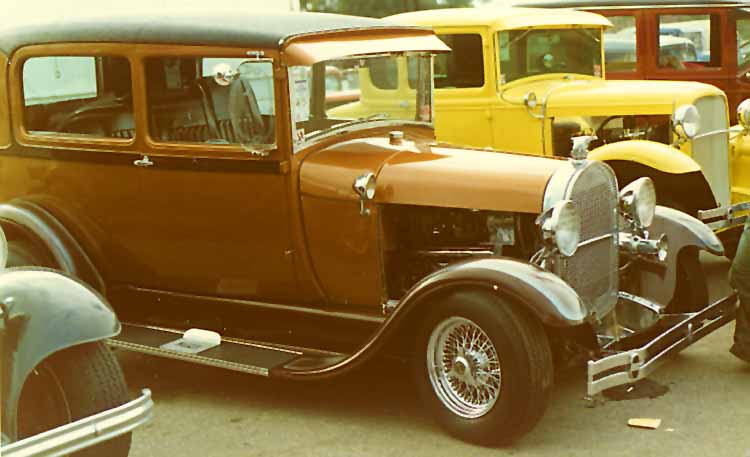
540,200,581,257
672,104,701,140
619,177,657,228
738,99,750,131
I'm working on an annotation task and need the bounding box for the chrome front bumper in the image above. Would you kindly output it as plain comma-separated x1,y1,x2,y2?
699,202,750,231
1,389,153,457
587,293,738,397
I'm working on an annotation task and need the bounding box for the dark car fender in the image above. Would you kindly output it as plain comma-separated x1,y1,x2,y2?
639,205,724,306
0,268,119,441
0,200,106,294
275,257,587,379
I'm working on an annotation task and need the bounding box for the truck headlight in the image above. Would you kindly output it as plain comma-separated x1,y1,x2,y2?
540,200,580,257
672,104,700,140
619,177,656,228
738,99,750,131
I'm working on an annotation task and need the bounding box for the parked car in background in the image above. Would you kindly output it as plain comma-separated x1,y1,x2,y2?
385,7,748,253
516,0,750,122
0,226,152,457
0,10,737,446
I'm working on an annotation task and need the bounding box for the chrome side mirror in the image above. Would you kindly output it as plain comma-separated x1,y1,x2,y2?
353,173,376,216
672,104,700,143
212,63,237,86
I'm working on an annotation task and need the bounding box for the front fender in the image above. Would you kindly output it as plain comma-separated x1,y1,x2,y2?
275,257,586,380
0,268,118,441
638,206,724,306
589,140,702,175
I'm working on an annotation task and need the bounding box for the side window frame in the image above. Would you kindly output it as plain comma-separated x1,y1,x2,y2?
651,9,726,75
432,27,494,97
9,43,136,152
134,44,283,161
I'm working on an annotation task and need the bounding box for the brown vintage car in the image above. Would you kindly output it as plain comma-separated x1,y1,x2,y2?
519,0,750,123
0,10,738,445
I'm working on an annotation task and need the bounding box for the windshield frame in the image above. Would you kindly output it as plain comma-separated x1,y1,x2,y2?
496,26,605,88
287,51,435,153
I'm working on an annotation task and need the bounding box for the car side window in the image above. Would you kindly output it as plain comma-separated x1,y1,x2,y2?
435,34,484,88
737,16,750,69
146,56,276,149
604,15,637,72
22,56,134,139
657,14,721,70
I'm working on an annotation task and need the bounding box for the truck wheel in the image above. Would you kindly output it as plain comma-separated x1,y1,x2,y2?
412,290,553,446
16,341,131,457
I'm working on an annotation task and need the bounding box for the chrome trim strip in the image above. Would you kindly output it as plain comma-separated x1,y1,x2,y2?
586,293,737,397
2,390,153,457
108,339,270,376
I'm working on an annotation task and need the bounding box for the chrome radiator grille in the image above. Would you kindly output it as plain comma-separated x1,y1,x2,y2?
561,161,619,315
692,95,730,207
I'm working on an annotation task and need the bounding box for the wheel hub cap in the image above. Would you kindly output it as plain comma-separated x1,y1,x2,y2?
427,316,502,419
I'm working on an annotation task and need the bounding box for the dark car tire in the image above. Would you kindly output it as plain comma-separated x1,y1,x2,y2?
667,247,709,313
412,289,553,446
16,341,132,457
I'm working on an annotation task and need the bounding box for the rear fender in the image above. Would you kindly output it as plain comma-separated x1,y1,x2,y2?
0,201,105,294
0,268,118,441
276,257,587,379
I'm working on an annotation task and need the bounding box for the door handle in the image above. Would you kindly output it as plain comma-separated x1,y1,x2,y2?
134,155,154,168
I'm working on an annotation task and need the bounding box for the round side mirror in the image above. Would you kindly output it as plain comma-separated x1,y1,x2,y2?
212,63,236,86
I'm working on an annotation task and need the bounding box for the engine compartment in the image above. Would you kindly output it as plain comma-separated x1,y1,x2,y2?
380,204,540,299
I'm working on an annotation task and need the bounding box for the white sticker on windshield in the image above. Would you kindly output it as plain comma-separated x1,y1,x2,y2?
290,67,310,123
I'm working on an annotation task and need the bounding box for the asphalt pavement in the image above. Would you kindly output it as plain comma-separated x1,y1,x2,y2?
118,253,750,457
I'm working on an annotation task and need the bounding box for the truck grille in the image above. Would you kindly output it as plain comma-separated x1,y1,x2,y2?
692,95,730,207
561,161,619,316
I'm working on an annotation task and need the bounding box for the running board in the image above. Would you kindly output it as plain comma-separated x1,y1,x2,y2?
109,323,344,377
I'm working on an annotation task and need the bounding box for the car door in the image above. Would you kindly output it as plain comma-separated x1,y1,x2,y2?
4,45,146,286
129,48,299,303
432,29,496,149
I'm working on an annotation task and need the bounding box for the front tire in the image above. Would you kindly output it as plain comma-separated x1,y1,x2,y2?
16,341,132,457
412,290,553,446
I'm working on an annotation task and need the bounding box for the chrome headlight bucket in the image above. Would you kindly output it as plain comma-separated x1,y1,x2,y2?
738,98,750,132
672,104,701,140
619,177,656,229
540,200,581,257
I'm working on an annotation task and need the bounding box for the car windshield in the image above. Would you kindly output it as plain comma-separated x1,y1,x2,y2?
498,28,602,84
287,53,433,149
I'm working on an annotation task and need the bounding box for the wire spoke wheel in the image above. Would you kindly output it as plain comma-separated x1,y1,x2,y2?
427,316,502,419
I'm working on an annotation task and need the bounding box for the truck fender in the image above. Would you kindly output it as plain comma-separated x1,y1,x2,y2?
275,257,586,379
638,206,724,306
0,200,105,294
0,268,118,440
589,141,717,215
589,140,702,175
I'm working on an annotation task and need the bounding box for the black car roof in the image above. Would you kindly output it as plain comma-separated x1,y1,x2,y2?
518,0,750,8
0,11,411,55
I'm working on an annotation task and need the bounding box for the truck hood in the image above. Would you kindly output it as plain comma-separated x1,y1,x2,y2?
301,136,566,214
502,77,725,117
